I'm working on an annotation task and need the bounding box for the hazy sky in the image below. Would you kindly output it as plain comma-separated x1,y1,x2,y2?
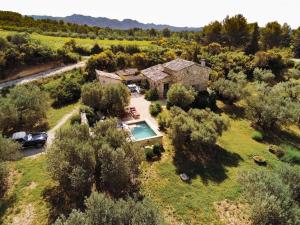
0,0,299,28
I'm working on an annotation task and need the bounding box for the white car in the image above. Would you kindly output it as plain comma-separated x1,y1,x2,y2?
127,84,140,94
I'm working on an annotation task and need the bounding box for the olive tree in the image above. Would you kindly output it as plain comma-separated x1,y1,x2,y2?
101,83,130,116
47,119,143,204
168,107,228,161
81,82,103,110
167,84,196,110
0,84,49,134
253,68,275,83
47,125,95,202
246,81,300,129
54,192,163,225
238,166,300,225
212,71,248,104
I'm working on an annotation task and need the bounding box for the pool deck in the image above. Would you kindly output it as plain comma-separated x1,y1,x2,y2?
127,93,161,135
123,94,163,145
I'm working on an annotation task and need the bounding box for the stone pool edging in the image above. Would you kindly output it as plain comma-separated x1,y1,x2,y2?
125,119,163,146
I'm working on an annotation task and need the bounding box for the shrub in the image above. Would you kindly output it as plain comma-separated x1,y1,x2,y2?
51,76,82,106
145,147,155,161
145,88,159,101
61,51,80,64
80,105,97,125
280,145,300,165
253,68,275,83
145,144,164,161
157,110,170,131
153,143,164,155
167,84,196,109
149,103,162,117
251,131,264,142
192,90,217,110
70,113,81,125
239,168,300,225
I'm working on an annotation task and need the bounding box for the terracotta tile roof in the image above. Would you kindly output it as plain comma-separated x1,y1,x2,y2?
163,58,195,72
141,64,169,81
96,70,122,80
116,68,139,77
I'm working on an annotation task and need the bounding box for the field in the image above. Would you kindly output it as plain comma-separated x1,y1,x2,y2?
0,156,54,225
0,30,154,50
141,101,299,225
46,102,80,129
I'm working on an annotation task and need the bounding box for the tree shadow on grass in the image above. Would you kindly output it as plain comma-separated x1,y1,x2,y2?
262,128,300,149
0,193,17,219
173,145,243,185
42,186,78,224
217,103,246,120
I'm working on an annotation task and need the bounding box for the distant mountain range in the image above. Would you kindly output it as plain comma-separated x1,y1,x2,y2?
31,14,200,31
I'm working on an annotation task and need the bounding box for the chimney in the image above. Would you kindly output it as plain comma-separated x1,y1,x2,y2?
200,59,206,67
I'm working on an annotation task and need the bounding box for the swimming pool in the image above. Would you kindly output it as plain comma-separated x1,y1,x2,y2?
129,121,157,140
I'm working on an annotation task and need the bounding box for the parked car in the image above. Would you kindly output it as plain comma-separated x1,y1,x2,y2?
12,131,48,148
127,84,140,94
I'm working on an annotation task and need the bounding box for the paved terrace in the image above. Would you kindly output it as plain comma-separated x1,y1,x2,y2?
128,93,160,133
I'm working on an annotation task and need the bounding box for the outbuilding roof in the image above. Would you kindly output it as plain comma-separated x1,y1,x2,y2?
96,70,122,80
115,68,139,77
163,58,195,72
141,64,169,81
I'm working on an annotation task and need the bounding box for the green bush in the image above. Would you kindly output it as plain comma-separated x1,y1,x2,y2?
280,145,300,165
80,105,97,125
239,168,300,225
145,88,159,101
50,75,82,106
153,143,164,155
149,103,162,117
167,84,196,109
145,147,155,161
192,90,217,110
157,110,170,130
70,113,81,125
61,51,80,64
145,144,164,161
251,131,264,142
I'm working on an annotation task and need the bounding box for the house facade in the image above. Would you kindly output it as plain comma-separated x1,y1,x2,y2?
141,59,211,98
96,70,122,85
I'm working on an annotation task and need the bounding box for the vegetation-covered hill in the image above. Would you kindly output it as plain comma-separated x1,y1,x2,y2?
31,14,200,31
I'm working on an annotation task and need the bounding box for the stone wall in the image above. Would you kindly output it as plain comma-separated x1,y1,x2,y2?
98,76,122,85
174,64,210,91
134,135,163,147
149,77,171,98
146,64,210,99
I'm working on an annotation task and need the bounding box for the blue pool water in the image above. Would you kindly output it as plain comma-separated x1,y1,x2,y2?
130,121,156,140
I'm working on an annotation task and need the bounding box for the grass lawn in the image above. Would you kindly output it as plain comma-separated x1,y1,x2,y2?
46,101,80,129
0,156,54,225
0,30,154,50
141,102,295,225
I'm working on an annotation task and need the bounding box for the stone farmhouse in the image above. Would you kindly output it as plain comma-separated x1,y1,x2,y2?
96,58,211,98
141,58,211,98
